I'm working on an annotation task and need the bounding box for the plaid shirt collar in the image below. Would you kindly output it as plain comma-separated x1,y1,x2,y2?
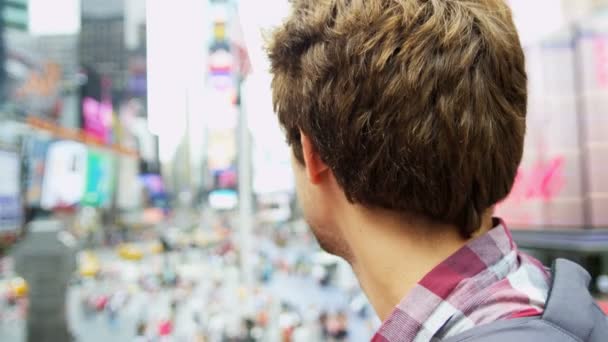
372,219,550,342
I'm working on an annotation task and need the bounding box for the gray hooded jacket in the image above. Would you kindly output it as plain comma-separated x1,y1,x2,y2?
444,259,608,341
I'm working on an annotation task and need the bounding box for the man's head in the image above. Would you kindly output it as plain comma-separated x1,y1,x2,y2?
268,0,526,255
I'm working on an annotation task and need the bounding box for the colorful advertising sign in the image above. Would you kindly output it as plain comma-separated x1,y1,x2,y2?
208,189,238,211
23,136,51,207
40,141,88,210
82,97,113,144
6,56,63,119
82,150,115,208
497,16,608,229
140,174,168,210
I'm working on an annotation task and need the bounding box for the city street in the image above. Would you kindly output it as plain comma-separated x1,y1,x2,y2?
1,241,379,342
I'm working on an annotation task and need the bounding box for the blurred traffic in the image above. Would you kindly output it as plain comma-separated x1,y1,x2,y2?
2,214,380,341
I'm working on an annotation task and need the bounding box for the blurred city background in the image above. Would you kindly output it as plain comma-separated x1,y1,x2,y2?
0,0,607,341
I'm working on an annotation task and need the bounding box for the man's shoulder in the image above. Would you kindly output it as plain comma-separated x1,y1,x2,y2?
443,314,607,342
444,259,608,342
442,318,574,342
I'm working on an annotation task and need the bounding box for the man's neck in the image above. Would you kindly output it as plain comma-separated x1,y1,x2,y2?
343,208,493,321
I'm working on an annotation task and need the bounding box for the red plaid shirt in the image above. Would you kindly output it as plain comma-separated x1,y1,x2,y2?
372,220,551,342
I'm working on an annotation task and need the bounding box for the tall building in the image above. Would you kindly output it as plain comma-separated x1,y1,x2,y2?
33,35,79,78
79,0,127,94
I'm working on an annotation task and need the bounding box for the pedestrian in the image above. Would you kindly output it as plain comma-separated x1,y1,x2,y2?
192,310,201,326
106,300,118,329
134,321,149,342
192,310,208,342
170,298,178,315
158,316,174,338
80,293,94,319
333,312,348,341
266,1,608,341
318,311,328,340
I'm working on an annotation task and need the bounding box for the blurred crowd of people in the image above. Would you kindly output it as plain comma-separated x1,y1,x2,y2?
51,216,379,342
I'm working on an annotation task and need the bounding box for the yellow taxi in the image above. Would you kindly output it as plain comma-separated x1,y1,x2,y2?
7,277,28,298
79,251,101,277
117,244,143,261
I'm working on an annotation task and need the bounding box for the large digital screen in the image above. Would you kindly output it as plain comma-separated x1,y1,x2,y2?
23,136,51,208
140,173,168,209
82,150,115,208
82,97,113,144
40,141,88,210
208,189,238,211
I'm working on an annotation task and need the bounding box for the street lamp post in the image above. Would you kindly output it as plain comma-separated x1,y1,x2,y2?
237,78,254,288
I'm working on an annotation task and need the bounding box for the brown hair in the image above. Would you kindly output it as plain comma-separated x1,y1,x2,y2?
268,0,527,238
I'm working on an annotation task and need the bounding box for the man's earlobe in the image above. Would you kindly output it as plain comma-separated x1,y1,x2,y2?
300,132,329,184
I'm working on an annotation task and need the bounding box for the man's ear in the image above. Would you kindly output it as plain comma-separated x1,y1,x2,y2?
300,131,329,185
